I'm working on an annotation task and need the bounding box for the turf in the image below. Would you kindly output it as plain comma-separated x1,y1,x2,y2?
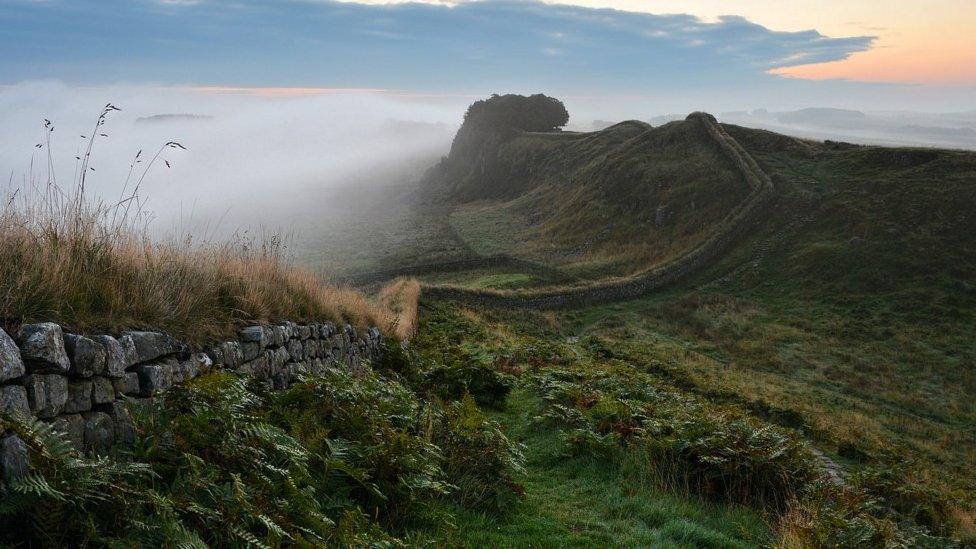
451,388,771,548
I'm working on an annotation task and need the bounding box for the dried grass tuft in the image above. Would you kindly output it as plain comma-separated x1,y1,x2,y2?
1,107,414,344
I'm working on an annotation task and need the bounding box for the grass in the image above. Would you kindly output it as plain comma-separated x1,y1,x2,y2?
441,117,752,280
451,387,770,548
566,291,975,526
420,269,552,290
378,277,421,340
0,361,525,546
0,106,416,343
409,300,965,546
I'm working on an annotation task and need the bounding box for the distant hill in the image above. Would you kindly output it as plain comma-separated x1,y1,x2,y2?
135,114,213,124
719,108,976,150
775,107,866,126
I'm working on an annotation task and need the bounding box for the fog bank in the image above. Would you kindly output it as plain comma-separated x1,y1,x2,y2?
0,82,461,237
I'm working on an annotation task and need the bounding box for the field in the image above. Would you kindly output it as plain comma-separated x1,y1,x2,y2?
314,114,976,543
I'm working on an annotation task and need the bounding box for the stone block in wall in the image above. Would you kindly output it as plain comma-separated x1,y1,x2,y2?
297,325,312,340
0,434,29,482
82,411,114,453
136,362,173,396
270,347,289,372
23,374,68,419
348,354,362,373
241,341,261,362
92,377,115,405
113,372,140,397
64,334,106,378
92,335,127,378
122,331,186,364
329,333,343,352
53,413,85,450
169,357,186,384
219,341,244,369
194,352,213,374
98,401,135,446
238,354,269,380
117,334,140,368
303,339,319,360
0,384,30,417
63,379,93,413
286,339,304,361
0,328,25,383
270,325,288,347
18,322,70,373
239,326,267,347
205,345,225,369
179,353,211,381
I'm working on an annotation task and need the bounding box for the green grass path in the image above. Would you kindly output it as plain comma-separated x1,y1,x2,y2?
451,388,770,548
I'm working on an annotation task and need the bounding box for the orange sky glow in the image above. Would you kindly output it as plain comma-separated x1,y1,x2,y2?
343,0,976,86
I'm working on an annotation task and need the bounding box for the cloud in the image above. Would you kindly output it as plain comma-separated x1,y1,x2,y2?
0,0,874,91
0,82,460,235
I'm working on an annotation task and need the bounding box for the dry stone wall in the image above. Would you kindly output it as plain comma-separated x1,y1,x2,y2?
0,321,383,481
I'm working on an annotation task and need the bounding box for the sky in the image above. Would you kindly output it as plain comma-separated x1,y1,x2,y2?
1,0,974,112
0,0,973,254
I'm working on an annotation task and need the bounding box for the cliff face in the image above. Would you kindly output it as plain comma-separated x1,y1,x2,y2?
422,94,569,202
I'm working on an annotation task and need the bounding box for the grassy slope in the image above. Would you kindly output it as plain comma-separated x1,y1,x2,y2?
405,302,771,547
0,201,400,345
453,388,769,548
296,184,471,279
418,122,976,538
449,118,751,279
683,127,976,507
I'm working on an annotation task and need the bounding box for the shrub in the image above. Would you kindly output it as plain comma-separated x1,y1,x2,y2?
269,368,449,529
0,365,527,545
133,374,350,546
0,415,154,547
775,484,950,549
532,366,819,508
433,395,525,513
425,362,514,409
634,415,819,509
848,465,956,537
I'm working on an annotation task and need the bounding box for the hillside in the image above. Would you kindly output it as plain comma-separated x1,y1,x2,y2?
411,97,975,307
380,95,976,544
424,102,753,278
